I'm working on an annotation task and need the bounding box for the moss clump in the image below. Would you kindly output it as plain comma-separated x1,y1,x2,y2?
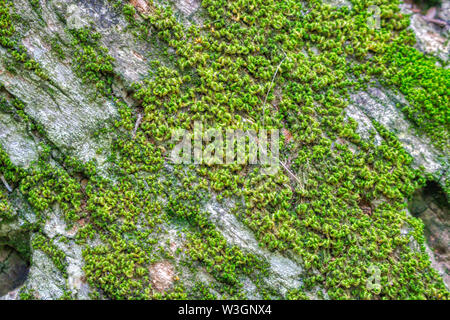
0,144,26,187
378,43,449,150
0,0,48,79
69,27,115,95
20,159,83,223
0,190,14,220
31,233,68,277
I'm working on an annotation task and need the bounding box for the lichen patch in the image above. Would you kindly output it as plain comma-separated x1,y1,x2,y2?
130,0,152,15
149,261,175,293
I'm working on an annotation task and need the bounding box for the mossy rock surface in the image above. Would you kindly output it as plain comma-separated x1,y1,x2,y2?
0,0,449,300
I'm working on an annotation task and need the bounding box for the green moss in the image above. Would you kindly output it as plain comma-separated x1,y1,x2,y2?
189,282,217,299
0,0,448,300
18,288,36,300
122,3,136,23
0,0,48,79
19,159,83,223
287,288,310,300
378,43,449,150
110,0,446,299
69,27,115,95
0,189,14,220
50,36,66,60
31,233,68,277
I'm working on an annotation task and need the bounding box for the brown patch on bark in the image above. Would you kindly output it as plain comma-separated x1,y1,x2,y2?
132,50,144,61
359,198,372,216
149,261,175,293
130,0,153,15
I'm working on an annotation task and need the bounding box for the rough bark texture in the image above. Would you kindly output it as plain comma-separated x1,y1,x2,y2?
0,0,448,300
